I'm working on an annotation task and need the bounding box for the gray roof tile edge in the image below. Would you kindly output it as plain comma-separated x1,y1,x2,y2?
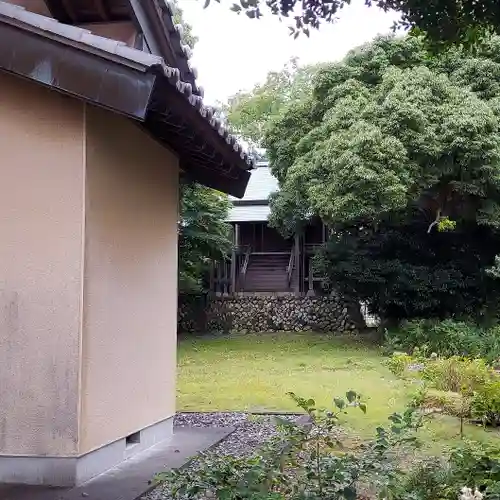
0,0,254,170
161,0,202,96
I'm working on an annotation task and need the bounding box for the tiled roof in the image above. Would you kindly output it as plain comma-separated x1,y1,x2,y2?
160,0,201,97
0,0,254,169
227,163,279,222
227,205,271,222
229,163,279,202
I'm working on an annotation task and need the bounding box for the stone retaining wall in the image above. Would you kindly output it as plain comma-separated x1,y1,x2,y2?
178,294,360,334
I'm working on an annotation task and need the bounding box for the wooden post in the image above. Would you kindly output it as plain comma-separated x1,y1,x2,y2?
223,260,229,296
307,258,315,296
209,261,215,295
230,248,236,295
235,223,240,248
231,223,240,295
294,233,300,296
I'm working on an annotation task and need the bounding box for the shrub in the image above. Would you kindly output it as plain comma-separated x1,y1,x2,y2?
385,319,500,363
386,457,454,500
422,357,493,393
471,380,500,427
448,440,500,496
386,440,500,499
386,352,415,377
417,389,470,418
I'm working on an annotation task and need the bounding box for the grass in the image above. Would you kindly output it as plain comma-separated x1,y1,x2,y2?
177,332,500,451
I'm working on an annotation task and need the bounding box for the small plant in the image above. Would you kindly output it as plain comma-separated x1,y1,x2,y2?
386,352,415,377
471,380,500,427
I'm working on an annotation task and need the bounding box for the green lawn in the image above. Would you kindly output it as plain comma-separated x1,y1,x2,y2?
177,332,500,451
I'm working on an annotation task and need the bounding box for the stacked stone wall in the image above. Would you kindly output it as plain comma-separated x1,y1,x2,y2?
178,294,359,334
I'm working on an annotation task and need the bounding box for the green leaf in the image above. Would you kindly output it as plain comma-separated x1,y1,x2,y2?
359,402,367,414
346,390,357,403
334,398,345,410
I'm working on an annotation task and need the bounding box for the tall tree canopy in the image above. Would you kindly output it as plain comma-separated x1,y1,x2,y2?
208,0,500,49
264,35,500,321
222,58,326,147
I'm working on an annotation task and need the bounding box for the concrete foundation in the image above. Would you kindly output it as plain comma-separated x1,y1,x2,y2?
0,417,173,487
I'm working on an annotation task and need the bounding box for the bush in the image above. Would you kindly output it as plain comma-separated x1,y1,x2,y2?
448,440,500,496
386,352,415,377
385,319,500,363
386,440,500,499
471,380,500,427
417,389,470,419
422,357,493,393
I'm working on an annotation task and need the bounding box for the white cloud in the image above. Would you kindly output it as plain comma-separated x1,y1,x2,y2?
179,0,401,104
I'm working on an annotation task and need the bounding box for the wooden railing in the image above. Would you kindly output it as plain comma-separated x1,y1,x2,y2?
241,245,251,279
305,243,322,254
286,240,297,288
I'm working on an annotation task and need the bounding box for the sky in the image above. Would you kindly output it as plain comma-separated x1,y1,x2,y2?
179,0,401,104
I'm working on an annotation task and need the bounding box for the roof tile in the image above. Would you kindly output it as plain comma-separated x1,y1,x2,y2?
229,164,278,201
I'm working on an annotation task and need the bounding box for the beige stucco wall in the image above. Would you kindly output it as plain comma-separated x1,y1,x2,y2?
0,73,85,456
80,106,179,454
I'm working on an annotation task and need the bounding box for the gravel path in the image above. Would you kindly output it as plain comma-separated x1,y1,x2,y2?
175,412,301,457
142,412,302,500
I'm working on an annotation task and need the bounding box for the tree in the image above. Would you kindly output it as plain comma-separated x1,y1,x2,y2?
206,0,500,49
264,35,500,322
178,182,231,293
222,58,326,147
174,1,232,293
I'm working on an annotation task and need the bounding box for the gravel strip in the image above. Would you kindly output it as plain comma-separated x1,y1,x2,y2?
175,412,300,457
142,412,302,500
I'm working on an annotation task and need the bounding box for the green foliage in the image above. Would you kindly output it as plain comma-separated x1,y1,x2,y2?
386,352,414,377
437,216,457,232
209,0,500,51
385,319,500,362
421,357,493,393
448,440,500,495
317,220,500,321
179,181,231,293
222,58,326,147
417,389,470,419
158,391,422,500
471,380,500,426
383,439,500,498
264,35,500,321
